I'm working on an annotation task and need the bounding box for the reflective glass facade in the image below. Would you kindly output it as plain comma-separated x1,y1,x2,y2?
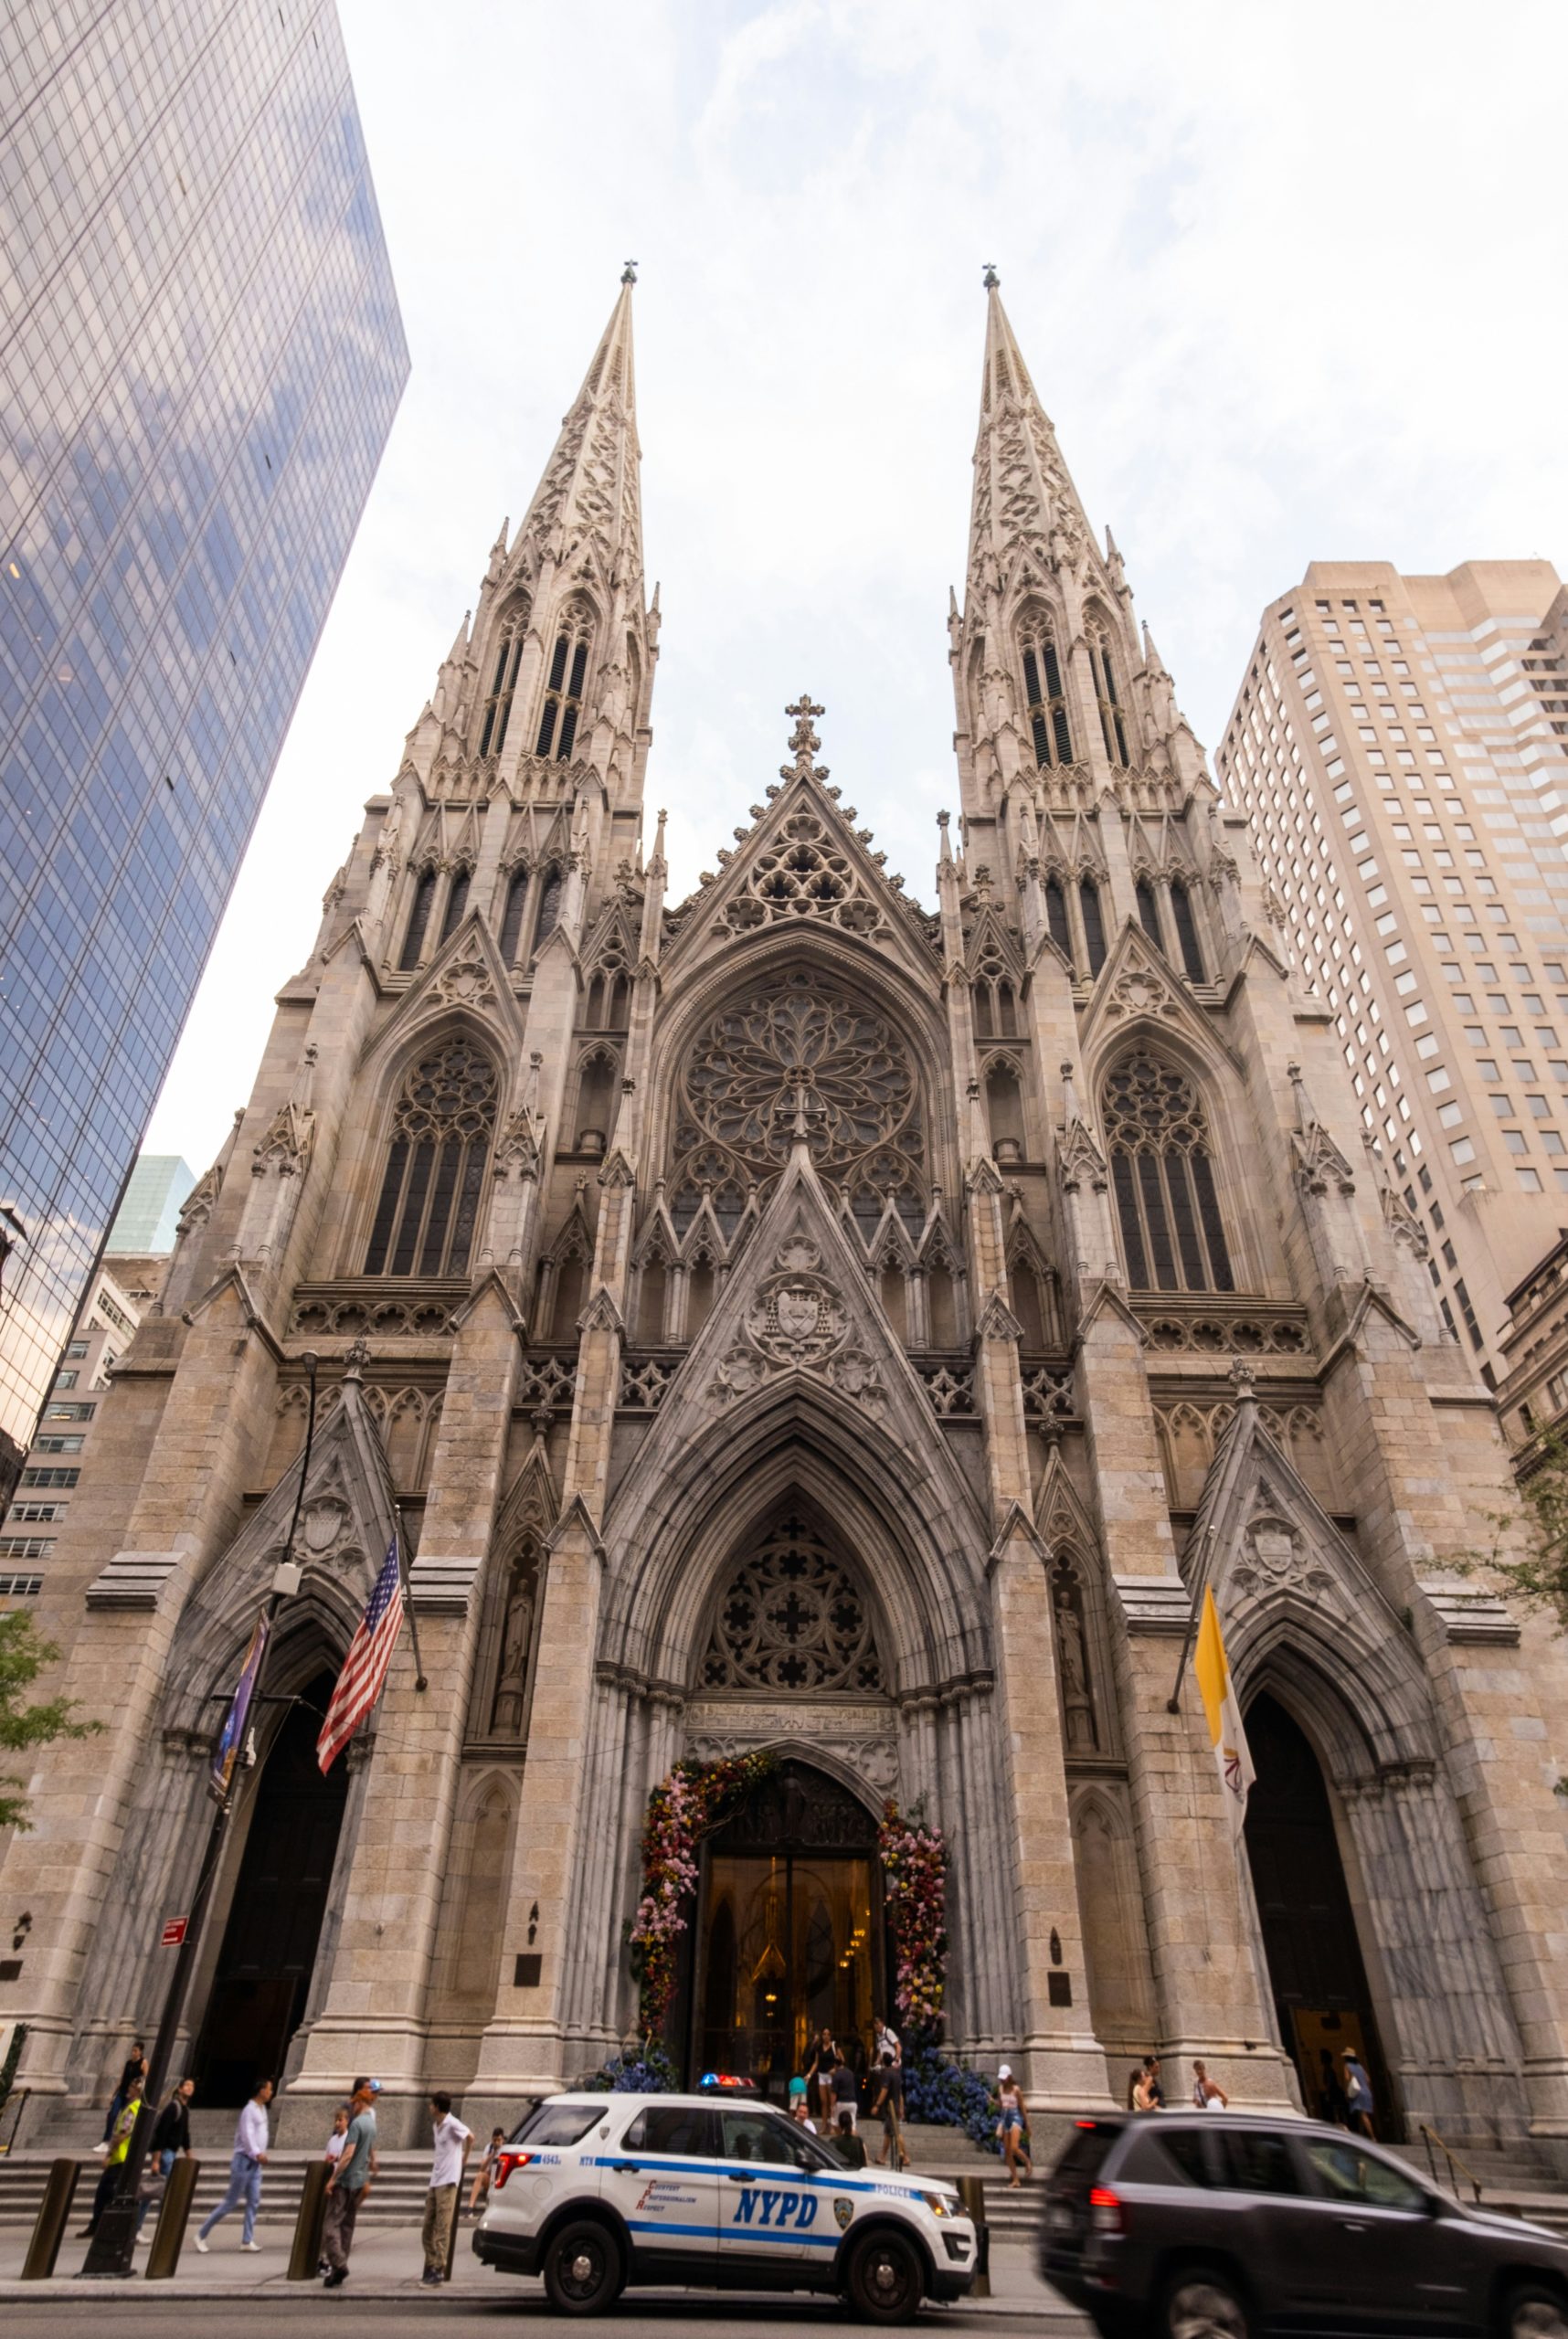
0,1,408,1462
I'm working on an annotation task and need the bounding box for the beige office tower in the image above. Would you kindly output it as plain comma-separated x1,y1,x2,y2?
1216,560,1568,1381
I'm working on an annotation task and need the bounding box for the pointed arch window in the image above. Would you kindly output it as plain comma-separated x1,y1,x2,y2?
478,598,529,757
1170,881,1205,982
1090,629,1130,767
1135,876,1162,947
536,619,591,760
499,866,530,965
1044,873,1072,959
364,1035,499,1277
532,865,563,958
1022,621,1074,767
1079,877,1107,975
397,867,438,971
439,867,471,946
1102,1049,1234,1293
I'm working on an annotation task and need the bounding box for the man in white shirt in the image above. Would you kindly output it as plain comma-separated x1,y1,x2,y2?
421,2092,473,2285
196,2077,272,2251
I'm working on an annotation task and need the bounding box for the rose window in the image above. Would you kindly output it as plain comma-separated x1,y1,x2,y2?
700,1513,885,1695
672,968,924,1235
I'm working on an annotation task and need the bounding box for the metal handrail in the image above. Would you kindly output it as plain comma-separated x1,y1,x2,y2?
1419,2121,1485,2205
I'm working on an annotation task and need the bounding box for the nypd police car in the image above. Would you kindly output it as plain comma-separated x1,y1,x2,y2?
473,2090,977,2321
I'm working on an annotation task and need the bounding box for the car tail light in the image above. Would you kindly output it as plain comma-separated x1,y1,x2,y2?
1089,2185,1126,2236
493,2151,533,2190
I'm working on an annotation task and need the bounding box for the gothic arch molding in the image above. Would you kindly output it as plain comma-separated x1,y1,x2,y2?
325,1009,512,1278
599,1375,992,1700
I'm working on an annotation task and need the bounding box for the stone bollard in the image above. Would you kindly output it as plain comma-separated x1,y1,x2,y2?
144,2156,201,2280
957,2173,991,2298
287,2159,332,2281
21,2159,82,2280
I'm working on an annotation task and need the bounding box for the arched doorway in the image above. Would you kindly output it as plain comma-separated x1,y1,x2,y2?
193,1671,349,2105
1243,1691,1393,2132
690,1760,888,2104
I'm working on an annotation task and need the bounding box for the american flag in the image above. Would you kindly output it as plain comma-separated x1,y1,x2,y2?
317,1538,404,1773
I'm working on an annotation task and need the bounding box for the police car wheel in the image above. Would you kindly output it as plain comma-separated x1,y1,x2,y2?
845,2228,923,2324
542,2218,623,2314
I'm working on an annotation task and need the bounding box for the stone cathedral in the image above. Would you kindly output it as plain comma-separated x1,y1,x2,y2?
8,274,1568,2164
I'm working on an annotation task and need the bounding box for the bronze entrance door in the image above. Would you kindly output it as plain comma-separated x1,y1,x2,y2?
691,1760,885,2104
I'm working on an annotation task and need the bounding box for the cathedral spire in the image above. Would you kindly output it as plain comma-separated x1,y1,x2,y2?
511,275,642,591
966,270,1093,606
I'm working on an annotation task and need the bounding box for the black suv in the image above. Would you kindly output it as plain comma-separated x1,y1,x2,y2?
1041,2111,1568,2337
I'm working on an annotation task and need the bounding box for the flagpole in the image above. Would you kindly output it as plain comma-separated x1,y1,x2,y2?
80,1350,320,2278
393,1498,428,1692
1166,1524,1217,1714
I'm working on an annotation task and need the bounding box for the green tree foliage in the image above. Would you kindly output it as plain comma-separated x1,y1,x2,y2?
1490,1424,1568,1635
0,1611,100,1831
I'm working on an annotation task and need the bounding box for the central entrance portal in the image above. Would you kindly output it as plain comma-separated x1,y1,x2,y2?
692,1760,885,2102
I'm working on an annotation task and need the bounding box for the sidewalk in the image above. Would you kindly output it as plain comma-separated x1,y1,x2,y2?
0,2225,1084,2318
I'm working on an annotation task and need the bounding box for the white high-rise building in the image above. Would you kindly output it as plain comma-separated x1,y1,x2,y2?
1217,560,1568,1380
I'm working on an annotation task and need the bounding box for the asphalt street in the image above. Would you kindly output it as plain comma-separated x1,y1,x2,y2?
3,2308,1093,2339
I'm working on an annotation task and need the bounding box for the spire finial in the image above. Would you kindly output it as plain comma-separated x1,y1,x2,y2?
781,694,829,786
621,258,638,285
981,261,1000,291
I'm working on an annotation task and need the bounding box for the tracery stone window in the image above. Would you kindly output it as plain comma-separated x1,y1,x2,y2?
1089,625,1130,768
1102,1049,1234,1294
671,968,925,1236
536,607,592,760
477,596,529,758
700,1513,885,1695
398,866,438,971
1170,881,1205,982
1021,617,1074,768
721,807,884,939
364,1035,499,1276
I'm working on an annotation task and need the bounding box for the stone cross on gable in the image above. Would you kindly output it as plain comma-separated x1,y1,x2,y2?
781,694,830,786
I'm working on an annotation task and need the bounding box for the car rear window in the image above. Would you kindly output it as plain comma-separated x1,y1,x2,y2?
1049,2122,1122,2189
1118,2125,1213,2187
625,2105,720,2156
509,2101,605,2148
1214,2129,1302,2195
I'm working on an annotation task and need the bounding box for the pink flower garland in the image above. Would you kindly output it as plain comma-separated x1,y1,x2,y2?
879,1799,948,2033
630,1750,775,2037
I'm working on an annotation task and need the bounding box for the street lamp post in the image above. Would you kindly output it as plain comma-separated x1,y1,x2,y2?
80,1352,321,2277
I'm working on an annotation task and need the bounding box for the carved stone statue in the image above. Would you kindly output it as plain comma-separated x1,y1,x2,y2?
1054,1566,1097,1752
490,1564,535,1736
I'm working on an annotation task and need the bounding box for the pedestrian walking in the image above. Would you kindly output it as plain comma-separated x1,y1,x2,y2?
322,2079,378,2288
831,2108,868,2170
196,2078,271,2251
1192,2059,1228,2109
134,2078,196,2238
803,2027,839,2126
1341,2049,1376,2140
467,2127,506,2217
98,2038,147,2150
421,2092,472,2286
996,2064,1033,2187
79,2076,143,2234
830,2051,860,2133
870,2051,910,2170
873,2010,901,2068
1317,2048,1350,2127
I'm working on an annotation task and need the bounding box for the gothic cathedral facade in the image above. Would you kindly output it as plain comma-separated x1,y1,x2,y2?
7,276,1568,2161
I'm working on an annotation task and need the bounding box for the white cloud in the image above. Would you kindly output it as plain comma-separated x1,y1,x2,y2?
147,0,1568,1167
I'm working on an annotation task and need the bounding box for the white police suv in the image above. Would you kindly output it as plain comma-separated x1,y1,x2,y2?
473,2090,977,2321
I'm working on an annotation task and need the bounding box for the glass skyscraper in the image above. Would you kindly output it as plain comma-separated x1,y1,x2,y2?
0,1,408,1478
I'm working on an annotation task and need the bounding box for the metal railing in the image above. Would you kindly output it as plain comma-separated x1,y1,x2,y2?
1419,2122,1485,2205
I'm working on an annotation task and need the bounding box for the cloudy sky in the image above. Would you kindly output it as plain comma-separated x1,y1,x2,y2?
146,0,1568,1170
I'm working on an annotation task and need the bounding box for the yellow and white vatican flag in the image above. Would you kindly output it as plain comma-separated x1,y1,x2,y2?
1193,1587,1255,1838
